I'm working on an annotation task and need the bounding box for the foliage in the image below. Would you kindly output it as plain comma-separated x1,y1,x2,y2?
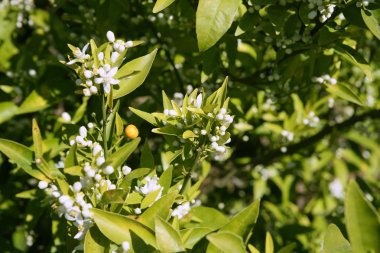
1,0,380,252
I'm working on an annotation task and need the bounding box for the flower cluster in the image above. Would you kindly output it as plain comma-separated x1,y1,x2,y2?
38,181,93,241
306,1,336,22
135,175,163,201
303,111,320,128
356,0,374,7
65,31,134,97
312,74,337,85
0,0,35,28
158,89,233,161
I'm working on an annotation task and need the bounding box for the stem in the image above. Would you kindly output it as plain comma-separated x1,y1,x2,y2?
102,95,109,158
179,152,201,195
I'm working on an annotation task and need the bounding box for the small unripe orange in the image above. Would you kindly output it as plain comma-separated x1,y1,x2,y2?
125,124,139,139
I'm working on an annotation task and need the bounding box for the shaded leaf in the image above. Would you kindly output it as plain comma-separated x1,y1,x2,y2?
84,226,109,253
361,9,380,40
325,83,363,106
345,180,380,253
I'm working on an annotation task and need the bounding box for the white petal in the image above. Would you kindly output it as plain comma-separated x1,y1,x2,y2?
108,67,118,77
110,78,120,85
94,77,103,84
98,68,106,77
106,31,115,42
103,83,111,94
82,43,89,53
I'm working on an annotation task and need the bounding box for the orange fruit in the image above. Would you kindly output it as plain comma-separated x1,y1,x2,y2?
125,124,139,139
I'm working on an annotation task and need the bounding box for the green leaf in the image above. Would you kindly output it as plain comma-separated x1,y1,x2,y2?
101,189,127,204
16,90,49,115
152,125,182,136
64,144,78,168
63,166,82,177
158,166,172,193
91,208,157,248
107,138,141,169
155,216,185,253
345,180,380,253
0,102,17,124
182,130,198,139
277,243,297,253
129,107,159,126
113,49,157,99
361,9,380,40
72,97,89,123
124,168,152,181
84,226,109,253
138,191,177,230
323,224,352,253
190,206,228,230
0,138,50,182
15,189,37,199
196,0,241,51
181,227,213,249
206,231,246,253
265,232,274,253
325,84,363,106
153,0,176,13
141,188,162,209
115,112,124,137
220,199,260,243
334,44,372,78
140,140,155,168
32,119,43,159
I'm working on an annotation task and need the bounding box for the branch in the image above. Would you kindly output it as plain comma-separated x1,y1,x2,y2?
252,109,380,166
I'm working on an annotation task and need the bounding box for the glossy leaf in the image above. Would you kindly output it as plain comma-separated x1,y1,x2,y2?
0,138,50,181
107,138,141,169
206,231,246,253
220,199,260,242
345,180,380,253
323,224,352,253
265,232,274,253
334,44,372,78
190,206,228,229
84,226,109,253
361,9,380,40
32,119,43,159
16,90,49,115
325,83,363,106
153,0,176,13
0,101,17,124
129,107,159,126
181,227,213,249
138,190,177,230
114,49,157,99
196,0,241,51
91,208,157,248
155,216,185,253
